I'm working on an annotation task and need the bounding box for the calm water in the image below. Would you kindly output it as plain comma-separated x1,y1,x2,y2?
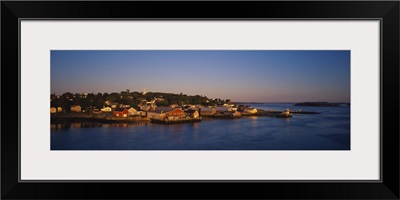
51,103,350,150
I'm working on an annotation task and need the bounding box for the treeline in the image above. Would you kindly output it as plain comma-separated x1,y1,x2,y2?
51,91,230,112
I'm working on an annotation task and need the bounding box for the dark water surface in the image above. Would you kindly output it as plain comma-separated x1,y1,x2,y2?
51,103,350,150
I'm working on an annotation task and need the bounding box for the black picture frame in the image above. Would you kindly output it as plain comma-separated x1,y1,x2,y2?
2,1,399,199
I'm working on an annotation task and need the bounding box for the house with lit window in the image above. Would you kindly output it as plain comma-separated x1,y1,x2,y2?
128,107,138,116
147,107,185,120
101,106,112,112
113,108,129,117
70,105,81,112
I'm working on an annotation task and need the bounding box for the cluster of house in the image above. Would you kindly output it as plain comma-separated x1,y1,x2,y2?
51,101,258,120
134,103,258,120
51,88,258,119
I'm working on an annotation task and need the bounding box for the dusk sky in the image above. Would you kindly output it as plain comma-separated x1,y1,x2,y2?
51,50,350,103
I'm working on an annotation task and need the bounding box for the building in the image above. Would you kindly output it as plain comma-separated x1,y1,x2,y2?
147,107,185,119
185,110,199,118
128,107,138,116
215,106,232,112
101,106,112,112
146,111,165,119
137,111,147,117
110,103,118,109
113,108,129,117
139,105,151,111
200,107,216,116
50,107,57,114
70,105,81,112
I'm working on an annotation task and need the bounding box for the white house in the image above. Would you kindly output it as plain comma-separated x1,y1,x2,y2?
128,107,138,116
70,105,81,112
101,107,112,112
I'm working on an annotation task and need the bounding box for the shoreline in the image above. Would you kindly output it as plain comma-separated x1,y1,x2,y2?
51,109,320,124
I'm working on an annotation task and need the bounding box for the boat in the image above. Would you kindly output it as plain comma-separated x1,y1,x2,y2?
276,109,293,118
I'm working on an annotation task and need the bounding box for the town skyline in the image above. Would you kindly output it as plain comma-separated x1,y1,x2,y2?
51,50,350,102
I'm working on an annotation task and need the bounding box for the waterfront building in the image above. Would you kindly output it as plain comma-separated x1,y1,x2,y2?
137,111,147,117
146,111,165,119
70,105,82,112
147,107,185,120
185,110,199,118
128,107,138,116
215,106,232,112
101,106,112,112
200,107,216,116
113,108,129,117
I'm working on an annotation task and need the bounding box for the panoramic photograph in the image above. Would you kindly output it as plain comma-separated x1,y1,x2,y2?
50,50,350,150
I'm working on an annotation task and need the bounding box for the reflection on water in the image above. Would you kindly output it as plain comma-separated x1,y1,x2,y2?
51,103,350,150
51,122,152,130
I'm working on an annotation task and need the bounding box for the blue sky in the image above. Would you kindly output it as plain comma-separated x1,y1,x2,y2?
51,50,350,102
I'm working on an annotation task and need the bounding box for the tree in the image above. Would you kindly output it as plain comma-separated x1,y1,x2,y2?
156,100,169,107
95,98,105,109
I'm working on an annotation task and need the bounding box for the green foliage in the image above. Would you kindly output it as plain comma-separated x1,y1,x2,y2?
95,98,105,109
156,100,169,107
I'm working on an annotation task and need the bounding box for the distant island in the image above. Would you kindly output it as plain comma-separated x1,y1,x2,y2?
293,102,350,107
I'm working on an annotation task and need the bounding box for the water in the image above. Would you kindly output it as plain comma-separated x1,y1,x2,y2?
51,103,350,150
